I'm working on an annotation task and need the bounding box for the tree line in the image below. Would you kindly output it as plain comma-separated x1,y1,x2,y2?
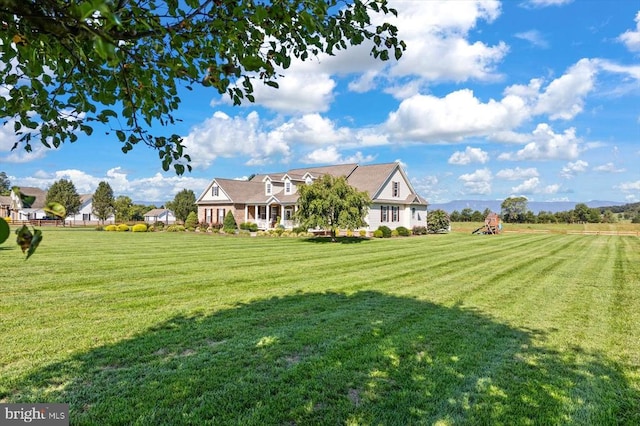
449,196,640,224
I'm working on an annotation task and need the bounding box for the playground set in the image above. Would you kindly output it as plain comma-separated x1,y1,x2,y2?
472,212,503,235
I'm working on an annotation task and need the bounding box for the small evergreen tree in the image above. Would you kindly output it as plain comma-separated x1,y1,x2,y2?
427,209,451,234
185,211,198,230
223,211,237,233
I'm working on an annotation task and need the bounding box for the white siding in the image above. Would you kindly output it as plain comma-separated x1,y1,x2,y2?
376,169,412,200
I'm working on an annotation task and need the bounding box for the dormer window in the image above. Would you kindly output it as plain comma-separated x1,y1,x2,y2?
305,176,313,185
266,182,272,195
285,181,291,194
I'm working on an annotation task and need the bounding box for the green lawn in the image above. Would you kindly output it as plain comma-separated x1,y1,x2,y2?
1,229,639,425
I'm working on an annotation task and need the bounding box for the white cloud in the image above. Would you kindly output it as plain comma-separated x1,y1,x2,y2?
592,162,626,173
618,180,640,192
301,146,376,165
515,30,549,48
448,146,489,165
385,1,508,84
385,89,527,142
496,167,539,180
561,160,589,178
520,0,574,8
458,168,492,195
618,11,640,52
533,58,598,120
511,177,560,194
182,111,291,169
498,123,582,161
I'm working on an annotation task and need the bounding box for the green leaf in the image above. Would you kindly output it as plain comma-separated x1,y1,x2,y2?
44,202,66,219
116,130,126,142
0,217,9,245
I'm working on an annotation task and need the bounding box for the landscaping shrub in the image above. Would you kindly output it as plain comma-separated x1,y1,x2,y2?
240,222,258,232
377,225,392,238
104,224,117,231
166,225,186,232
391,229,399,237
223,211,237,233
373,229,384,238
412,226,427,235
117,224,130,232
346,229,353,237
131,224,148,232
185,211,198,231
359,229,367,237
95,226,104,231
396,226,411,236
292,226,308,234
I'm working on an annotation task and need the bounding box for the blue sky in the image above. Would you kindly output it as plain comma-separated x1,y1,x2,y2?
1,0,639,205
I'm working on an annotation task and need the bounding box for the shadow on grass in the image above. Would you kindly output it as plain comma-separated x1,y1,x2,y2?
7,292,638,425
302,236,369,244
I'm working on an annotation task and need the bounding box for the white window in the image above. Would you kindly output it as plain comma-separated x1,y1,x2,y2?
380,206,389,222
392,181,400,197
285,181,291,194
266,182,272,195
212,185,219,196
391,206,399,222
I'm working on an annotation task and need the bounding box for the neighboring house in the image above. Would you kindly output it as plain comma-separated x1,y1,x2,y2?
144,208,177,224
0,195,10,218
8,186,47,221
196,162,428,233
66,194,116,224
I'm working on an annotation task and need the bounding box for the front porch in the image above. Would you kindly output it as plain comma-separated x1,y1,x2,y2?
246,203,297,230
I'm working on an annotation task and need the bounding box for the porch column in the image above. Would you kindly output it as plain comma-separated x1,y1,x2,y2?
266,204,270,228
244,205,248,223
280,205,285,225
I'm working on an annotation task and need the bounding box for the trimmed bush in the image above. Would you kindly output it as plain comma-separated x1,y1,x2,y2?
396,226,411,236
373,229,384,238
95,226,104,231
117,224,130,232
132,223,148,232
240,222,258,232
185,211,198,231
292,226,308,234
377,225,392,238
359,230,367,237
104,224,117,231
412,226,427,235
166,225,186,232
391,229,399,237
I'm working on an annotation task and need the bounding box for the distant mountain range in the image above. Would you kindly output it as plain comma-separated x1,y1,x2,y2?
428,200,626,214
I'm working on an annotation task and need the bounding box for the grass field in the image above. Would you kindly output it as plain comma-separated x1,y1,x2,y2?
1,228,639,425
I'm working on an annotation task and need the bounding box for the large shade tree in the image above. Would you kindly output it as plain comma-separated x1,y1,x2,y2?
46,179,81,221
1,0,404,174
166,189,196,223
295,174,370,241
501,196,529,223
0,172,11,195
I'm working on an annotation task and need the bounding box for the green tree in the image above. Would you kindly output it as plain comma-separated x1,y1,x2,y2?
449,210,461,222
295,174,371,241
501,197,529,223
602,209,617,223
223,211,237,233
185,211,199,230
92,181,115,223
574,203,591,223
427,209,450,234
0,172,10,195
1,0,404,174
46,179,81,222
113,195,133,222
460,208,473,222
166,189,196,223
